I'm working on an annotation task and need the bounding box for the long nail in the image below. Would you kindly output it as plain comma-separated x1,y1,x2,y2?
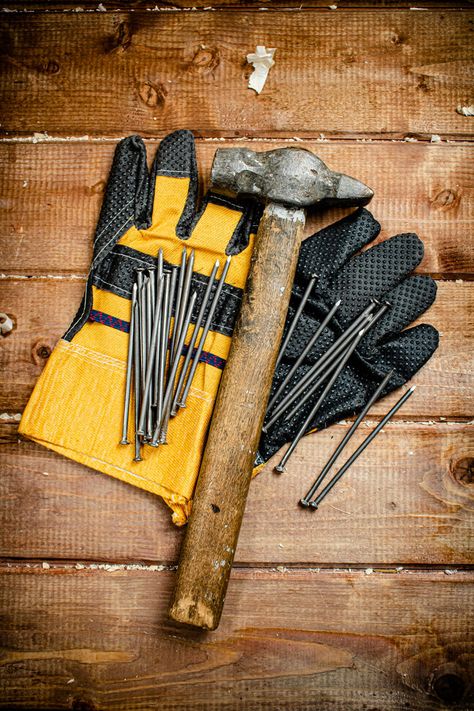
266,298,341,415
263,301,377,431
310,386,416,509
282,302,390,427
274,328,366,473
274,275,317,371
137,274,164,436
120,282,138,445
177,256,231,409
171,260,220,416
152,291,197,445
146,270,156,439
173,249,195,361
152,250,164,408
132,299,142,462
301,369,394,505
170,248,187,360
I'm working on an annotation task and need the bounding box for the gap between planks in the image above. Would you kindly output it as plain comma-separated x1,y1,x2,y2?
1,134,474,144
1,561,473,575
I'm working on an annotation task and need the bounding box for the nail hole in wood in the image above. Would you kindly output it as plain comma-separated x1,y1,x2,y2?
211,504,220,513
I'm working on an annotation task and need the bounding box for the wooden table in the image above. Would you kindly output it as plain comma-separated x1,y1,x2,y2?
1,3,473,709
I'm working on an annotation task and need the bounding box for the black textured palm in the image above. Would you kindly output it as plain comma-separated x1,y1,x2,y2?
256,208,439,465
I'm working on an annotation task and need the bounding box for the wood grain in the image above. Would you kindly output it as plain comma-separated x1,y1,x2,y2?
0,565,472,710
1,423,473,565
1,11,473,138
1,141,473,277
1,280,471,416
4,1,473,8
170,204,305,629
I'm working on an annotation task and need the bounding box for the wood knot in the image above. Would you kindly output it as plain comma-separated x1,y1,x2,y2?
189,46,220,76
450,456,474,487
32,340,52,366
90,180,106,195
388,30,407,46
37,59,60,75
430,664,468,706
105,20,132,54
138,82,167,108
429,187,461,212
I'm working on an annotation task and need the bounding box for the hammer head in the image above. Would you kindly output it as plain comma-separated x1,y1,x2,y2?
211,147,373,209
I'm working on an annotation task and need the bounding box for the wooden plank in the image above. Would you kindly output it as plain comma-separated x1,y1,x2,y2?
1,141,473,277
0,565,472,710
1,422,473,564
1,12,473,138
4,1,473,9
0,279,471,416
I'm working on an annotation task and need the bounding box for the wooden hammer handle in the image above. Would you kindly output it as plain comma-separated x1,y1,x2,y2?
169,203,305,630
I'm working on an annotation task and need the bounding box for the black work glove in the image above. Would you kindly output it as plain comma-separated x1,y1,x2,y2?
256,208,439,466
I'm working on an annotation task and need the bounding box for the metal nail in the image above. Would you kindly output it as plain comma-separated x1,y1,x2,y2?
152,291,197,445
301,370,394,505
149,272,170,447
171,260,220,416
266,298,341,416
132,299,142,462
274,328,366,473
274,275,317,371
177,256,231,409
263,300,377,431
310,385,416,509
173,249,195,361
281,299,392,426
137,274,164,436
120,282,138,445
171,248,187,360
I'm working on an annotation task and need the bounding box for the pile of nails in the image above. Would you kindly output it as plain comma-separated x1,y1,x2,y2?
264,276,414,509
120,247,231,462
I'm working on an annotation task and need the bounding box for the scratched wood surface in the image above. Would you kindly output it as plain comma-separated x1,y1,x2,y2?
1,142,473,277
1,11,473,139
0,4,473,711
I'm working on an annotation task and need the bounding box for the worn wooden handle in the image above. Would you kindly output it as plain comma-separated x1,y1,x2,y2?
169,202,305,630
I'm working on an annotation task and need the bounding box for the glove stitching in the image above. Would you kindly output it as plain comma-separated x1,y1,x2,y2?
92,215,134,268
57,340,125,370
94,198,134,246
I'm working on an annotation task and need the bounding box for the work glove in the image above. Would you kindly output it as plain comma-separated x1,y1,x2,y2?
256,208,439,466
19,130,259,525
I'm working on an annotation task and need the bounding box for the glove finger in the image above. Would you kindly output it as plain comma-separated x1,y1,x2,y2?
368,323,439,381
331,233,425,327
139,129,198,239
92,135,148,267
360,275,437,354
296,208,380,287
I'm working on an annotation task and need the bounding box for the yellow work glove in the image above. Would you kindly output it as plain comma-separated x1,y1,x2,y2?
20,131,259,525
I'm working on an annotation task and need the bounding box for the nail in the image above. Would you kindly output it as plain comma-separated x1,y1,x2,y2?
266,298,341,415
137,274,164,436
263,300,377,431
171,260,220,416
173,249,195,361
153,291,197,445
274,275,317,371
170,248,187,360
274,328,366,473
178,256,231,409
132,299,142,462
302,369,394,505
149,272,170,447
120,283,138,445
310,385,416,509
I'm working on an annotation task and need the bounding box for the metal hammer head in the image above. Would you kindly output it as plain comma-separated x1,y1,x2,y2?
210,147,373,208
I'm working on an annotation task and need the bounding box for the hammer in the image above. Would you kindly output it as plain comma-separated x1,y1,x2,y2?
169,147,373,630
